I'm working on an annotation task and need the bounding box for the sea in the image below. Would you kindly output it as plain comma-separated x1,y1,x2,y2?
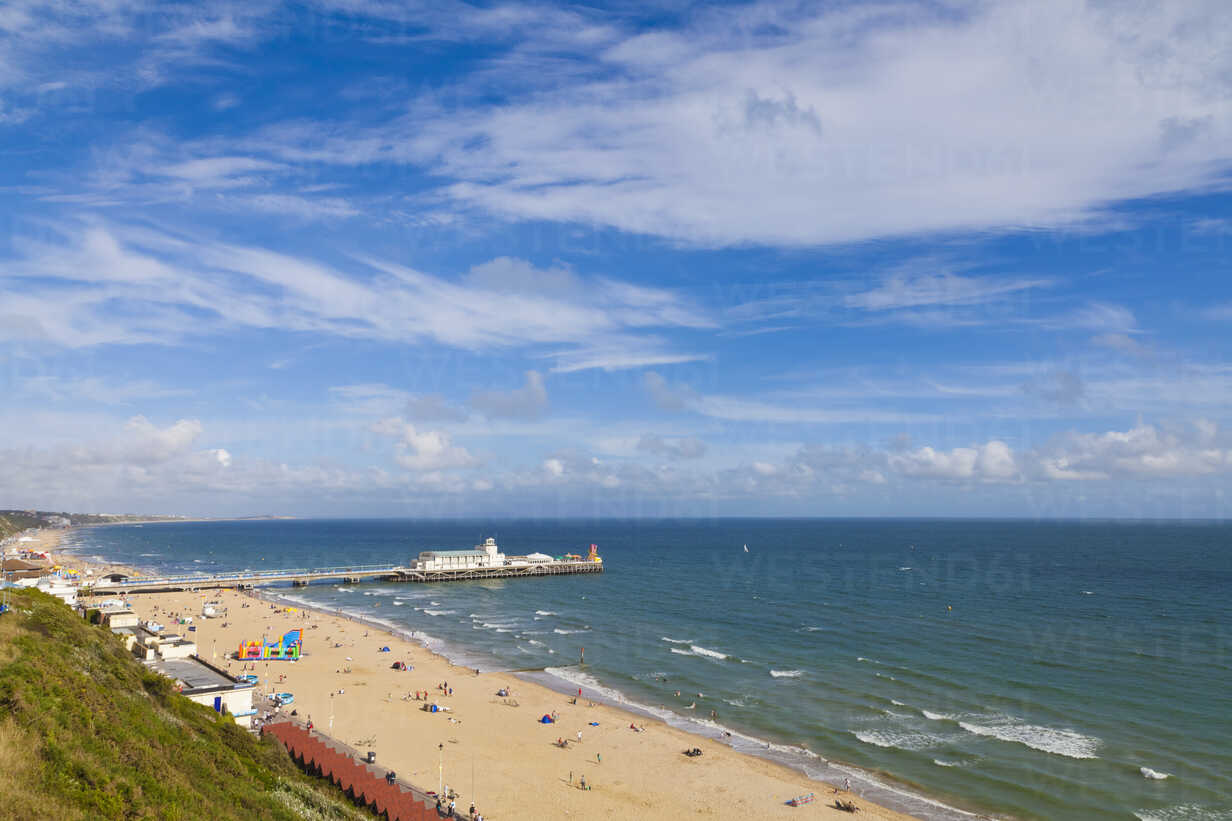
60,518,1232,821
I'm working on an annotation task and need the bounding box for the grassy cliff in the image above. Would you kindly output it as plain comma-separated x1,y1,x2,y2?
0,588,369,821
0,511,49,541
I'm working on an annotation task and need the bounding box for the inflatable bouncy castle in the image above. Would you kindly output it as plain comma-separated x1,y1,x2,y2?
237,629,302,660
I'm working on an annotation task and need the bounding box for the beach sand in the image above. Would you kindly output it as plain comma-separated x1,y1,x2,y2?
42,531,924,821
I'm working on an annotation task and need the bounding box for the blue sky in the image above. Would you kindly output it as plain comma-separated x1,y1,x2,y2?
2,0,1231,517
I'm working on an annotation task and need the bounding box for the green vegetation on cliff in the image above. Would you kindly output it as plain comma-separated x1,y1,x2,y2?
0,588,369,821
0,511,52,541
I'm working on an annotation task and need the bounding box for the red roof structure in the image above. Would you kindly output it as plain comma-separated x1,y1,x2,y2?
263,721,442,820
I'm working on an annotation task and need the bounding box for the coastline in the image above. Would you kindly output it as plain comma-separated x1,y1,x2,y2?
45,527,988,821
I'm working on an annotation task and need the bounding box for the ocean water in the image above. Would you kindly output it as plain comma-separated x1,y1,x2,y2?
63,518,1232,821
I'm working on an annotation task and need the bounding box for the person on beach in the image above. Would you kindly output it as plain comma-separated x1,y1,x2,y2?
844,777,851,792
576,730,582,743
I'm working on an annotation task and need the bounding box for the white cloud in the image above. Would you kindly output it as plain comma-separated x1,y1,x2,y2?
3,221,708,371
9,3,1232,250
470,370,549,420
159,156,286,185
643,371,696,411
890,444,977,480
322,0,1232,247
637,434,707,460
691,395,939,425
119,415,204,464
1046,303,1139,334
550,345,709,374
1092,333,1151,357
643,370,941,424
0,414,235,508
844,273,1051,311
1035,421,1231,480
371,417,477,471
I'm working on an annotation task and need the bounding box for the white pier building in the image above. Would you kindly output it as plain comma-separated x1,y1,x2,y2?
409,537,505,571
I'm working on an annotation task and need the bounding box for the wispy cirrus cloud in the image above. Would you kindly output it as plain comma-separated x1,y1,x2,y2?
16,1,1232,250
282,0,1232,247
843,272,1052,311
1,219,709,371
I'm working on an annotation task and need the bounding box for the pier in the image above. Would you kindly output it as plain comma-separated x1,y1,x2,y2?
80,559,602,595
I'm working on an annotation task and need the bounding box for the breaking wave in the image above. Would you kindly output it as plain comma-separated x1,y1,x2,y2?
852,730,943,751
957,716,1101,759
690,644,729,660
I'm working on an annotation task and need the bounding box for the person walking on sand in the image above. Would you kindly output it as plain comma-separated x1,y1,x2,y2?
844,777,851,792
596,752,601,765
577,729,582,743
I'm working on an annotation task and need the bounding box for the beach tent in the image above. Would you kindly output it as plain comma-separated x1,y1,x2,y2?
539,714,554,723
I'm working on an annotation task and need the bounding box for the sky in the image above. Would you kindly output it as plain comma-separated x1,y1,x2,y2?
1,0,1231,518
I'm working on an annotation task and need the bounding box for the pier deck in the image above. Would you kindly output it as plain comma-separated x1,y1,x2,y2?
80,560,602,595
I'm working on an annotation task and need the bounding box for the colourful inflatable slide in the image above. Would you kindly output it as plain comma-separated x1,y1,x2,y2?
237,629,302,660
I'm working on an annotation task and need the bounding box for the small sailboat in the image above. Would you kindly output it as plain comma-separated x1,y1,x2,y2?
743,544,749,553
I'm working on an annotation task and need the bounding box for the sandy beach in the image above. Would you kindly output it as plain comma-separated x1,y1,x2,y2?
41,530,925,821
